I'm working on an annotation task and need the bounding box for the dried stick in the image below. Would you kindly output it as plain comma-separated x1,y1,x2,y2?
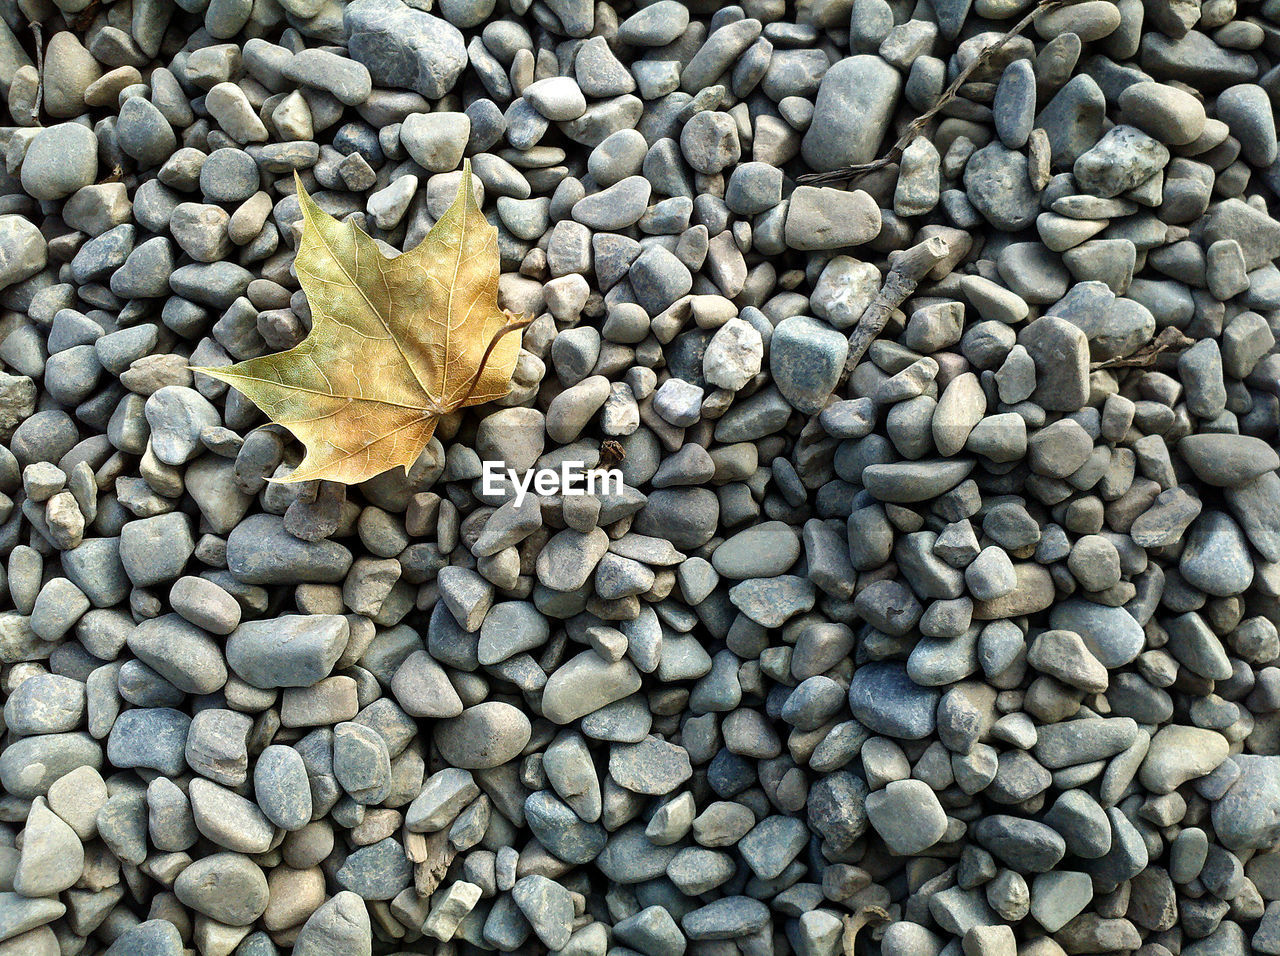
841,905,890,955
1091,326,1195,370
797,0,1082,188
30,20,43,123
839,234,953,387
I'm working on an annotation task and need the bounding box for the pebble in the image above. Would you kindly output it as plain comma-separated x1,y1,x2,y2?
866,779,948,854
1119,81,1207,145
848,663,940,739
20,124,99,201
770,316,849,413
0,216,46,290
14,797,83,897
435,702,531,769
802,55,901,171
174,853,269,925
784,186,882,251
0,0,1277,951
345,0,467,98
226,614,349,688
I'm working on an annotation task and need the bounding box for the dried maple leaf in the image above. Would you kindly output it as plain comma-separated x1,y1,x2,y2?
194,161,526,484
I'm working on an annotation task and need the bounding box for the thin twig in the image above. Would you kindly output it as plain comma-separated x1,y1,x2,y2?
797,0,1081,187
1091,326,1195,370
455,313,532,407
29,20,43,123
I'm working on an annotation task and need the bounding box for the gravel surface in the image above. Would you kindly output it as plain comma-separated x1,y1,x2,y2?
1,0,1280,953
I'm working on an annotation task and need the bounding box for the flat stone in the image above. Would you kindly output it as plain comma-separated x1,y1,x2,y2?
226,614,350,688
848,662,940,739
1178,433,1280,487
542,651,643,724
784,186,881,251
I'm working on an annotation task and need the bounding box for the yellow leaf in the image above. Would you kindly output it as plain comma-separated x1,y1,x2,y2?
194,161,526,485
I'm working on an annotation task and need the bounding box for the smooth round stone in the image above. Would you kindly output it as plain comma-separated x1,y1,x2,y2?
865,779,948,854
1030,872,1093,933
200,148,260,202
102,921,183,956
770,316,849,415
116,97,179,168
543,652,644,725
1178,433,1280,487
253,745,313,831
571,177,651,230
1180,510,1254,597
227,515,353,584
174,852,269,926
1119,82,1206,145
784,185,882,251
43,32,101,118
588,128,647,185
634,488,720,549
680,111,741,174
811,256,881,330
609,737,693,796
993,59,1036,149
712,521,801,579
965,142,1039,231
801,55,901,172
400,112,470,173
882,923,944,956
1139,725,1230,794
0,216,47,289
617,0,690,45
478,601,550,665
293,891,371,956
14,797,83,897
1034,0,1121,39
119,512,196,588
682,897,771,941
189,778,275,853
20,124,99,200
525,790,608,864
144,386,221,465
226,613,349,689
536,528,609,592
336,837,412,900
434,702,532,769
728,576,817,628
1212,755,1280,852
4,674,86,735
0,732,102,799
168,576,241,635
107,708,190,776
847,662,940,740
862,460,976,503
1072,124,1169,199
725,161,784,215
1216,83,1278,167
523,77,587,121
333,722,391,805
1047,599,1144,668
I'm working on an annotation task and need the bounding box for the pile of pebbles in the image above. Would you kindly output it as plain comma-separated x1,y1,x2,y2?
2,0,1280,951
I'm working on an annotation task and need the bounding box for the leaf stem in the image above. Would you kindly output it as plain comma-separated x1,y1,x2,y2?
456,314,533,407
